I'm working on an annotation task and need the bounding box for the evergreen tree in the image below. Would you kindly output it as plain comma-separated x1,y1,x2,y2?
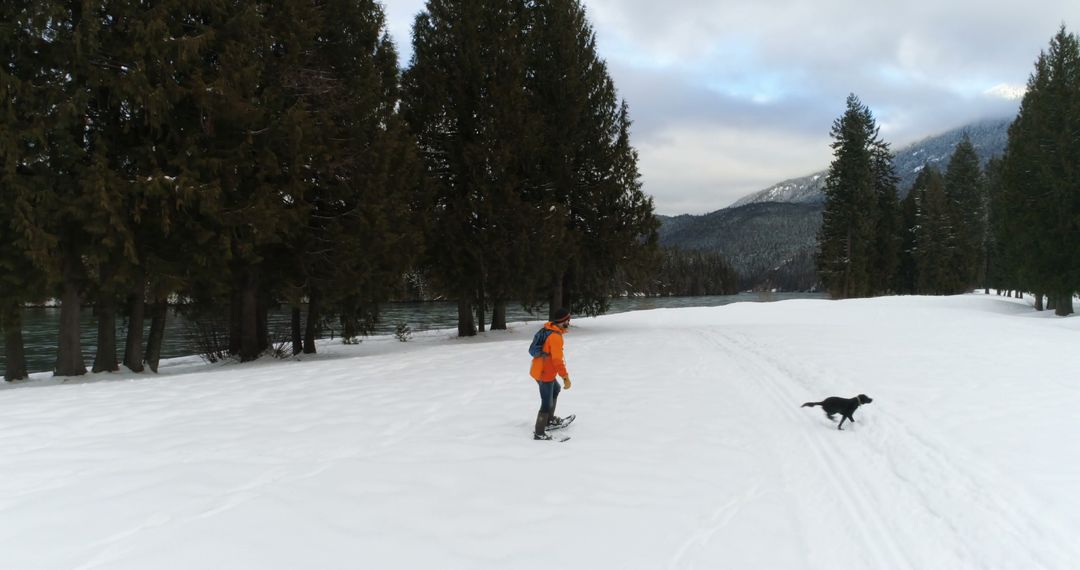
527,0,657,317
604,102,661,298
896,178,921,294
913,166,961,294
270,1,421,352
406,0,571,335
984,157,1010,293
817,94,886,298
943,135,987,291
406,0,511,336
0,1,52,380
870,139,901,293
469,0,542,331
7,0,111,376
999,27,1080,315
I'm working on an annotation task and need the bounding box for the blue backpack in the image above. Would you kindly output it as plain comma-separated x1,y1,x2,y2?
528,327,555,358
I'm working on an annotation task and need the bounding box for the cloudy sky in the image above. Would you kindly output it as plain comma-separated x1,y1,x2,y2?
382,1,1079,215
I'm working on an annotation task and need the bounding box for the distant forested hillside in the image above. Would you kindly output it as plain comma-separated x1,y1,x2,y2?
661,116,1012,291
658,202,822,290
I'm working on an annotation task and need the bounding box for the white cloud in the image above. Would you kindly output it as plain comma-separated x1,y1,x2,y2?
383,0,1077,214
636,124,832,215
984,83,1027,100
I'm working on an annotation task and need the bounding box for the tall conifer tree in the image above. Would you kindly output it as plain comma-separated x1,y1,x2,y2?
999,27,1080,315
870,139,901,293
0,1,51,380
406,0,560,335
913,166,960,294
817,94,884,298
527,0,656,316
943,135,986,291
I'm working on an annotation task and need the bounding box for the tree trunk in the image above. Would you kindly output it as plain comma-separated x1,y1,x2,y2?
303,291,320,354
54,254,87,377
2,303,28,381
229,277,242,355
457,297,475,337
256,292,269,353
1034,292,1044,311
1054,292,1074,316
291,306,302,355
561,269,574,315
549,273,564,320
145,299,167,373
240,266,260,362
491,300,507,330
92,295,119,373
475,288,486,333
122,279,145,372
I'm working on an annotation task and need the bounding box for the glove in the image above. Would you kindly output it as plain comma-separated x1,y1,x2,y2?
561,376,571,390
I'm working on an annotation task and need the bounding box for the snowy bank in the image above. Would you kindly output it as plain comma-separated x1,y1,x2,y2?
1,294,1078,569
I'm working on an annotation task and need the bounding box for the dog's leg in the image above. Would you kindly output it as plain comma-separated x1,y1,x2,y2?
837,415,847,430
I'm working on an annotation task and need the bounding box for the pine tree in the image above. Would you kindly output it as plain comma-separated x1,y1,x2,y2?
896,176,921,294
943,135,986,291
984,157,1010,293
269,1,421,352
469,0,541,331
913,166,960,294
0,1,52,380
527,0,656,316
817,94,886,298
603,101,661,298
999,27,1080,315
14,0,108,377
405,0,548,336
870,139,901,293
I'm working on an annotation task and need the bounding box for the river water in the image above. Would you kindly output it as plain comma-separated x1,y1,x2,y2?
2,292,824,374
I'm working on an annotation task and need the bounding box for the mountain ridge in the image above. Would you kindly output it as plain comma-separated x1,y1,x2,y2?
658,116,1013,290
728,116,1011,208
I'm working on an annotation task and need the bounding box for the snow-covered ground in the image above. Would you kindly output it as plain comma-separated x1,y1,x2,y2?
2,294,1078,570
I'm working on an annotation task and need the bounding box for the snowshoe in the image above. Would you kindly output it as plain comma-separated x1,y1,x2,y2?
547,414,576,431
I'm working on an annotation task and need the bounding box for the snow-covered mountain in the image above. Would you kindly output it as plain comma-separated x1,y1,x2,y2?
729,117,1011,207
729,172,827,207
660,117,1013,289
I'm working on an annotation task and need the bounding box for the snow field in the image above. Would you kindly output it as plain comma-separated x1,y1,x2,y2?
1,294,1078,569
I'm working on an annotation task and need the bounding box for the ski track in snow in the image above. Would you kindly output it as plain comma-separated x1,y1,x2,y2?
703,327,1079,570
699,329,913,570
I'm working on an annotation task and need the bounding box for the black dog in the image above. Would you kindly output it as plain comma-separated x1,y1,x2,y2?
801,394,872,430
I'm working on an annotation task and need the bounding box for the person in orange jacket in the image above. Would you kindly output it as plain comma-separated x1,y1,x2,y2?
530,307,572,440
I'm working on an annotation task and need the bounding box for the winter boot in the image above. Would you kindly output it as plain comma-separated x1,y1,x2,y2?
534,412,551,440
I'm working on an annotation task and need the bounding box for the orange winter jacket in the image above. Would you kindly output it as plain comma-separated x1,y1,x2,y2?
529,322,568,382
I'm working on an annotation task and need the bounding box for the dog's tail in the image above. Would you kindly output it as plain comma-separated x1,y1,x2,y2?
801,402,820,408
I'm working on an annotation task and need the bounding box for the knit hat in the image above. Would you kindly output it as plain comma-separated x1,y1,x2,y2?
552,307,571,324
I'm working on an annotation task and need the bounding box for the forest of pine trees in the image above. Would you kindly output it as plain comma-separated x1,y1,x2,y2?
818,27,1080,316
0,0,658,380
992,27,1080,316
634,248,739,297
